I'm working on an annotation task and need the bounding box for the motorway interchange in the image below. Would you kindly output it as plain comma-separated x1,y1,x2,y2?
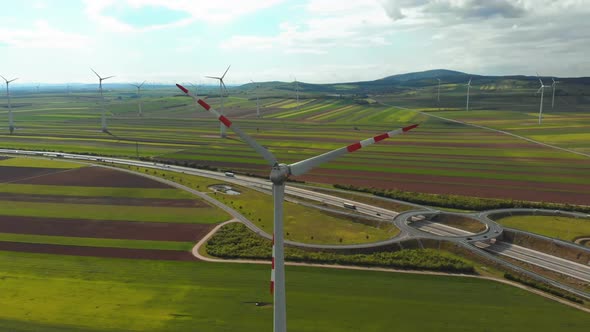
1,148,589,301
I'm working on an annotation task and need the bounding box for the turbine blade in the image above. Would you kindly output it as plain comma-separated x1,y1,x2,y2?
91,68,101,79
176,84,278,166
289,124,419,176
103,75,115,80
0,75,6,82
221,65,231,80
139,81,146,88
537,87,543,94
7,78,18,83
206,76,220,79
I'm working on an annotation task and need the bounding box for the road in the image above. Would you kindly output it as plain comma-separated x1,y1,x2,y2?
483,242,590,283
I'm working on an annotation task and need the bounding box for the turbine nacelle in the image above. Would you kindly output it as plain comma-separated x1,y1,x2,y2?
270,164,290,184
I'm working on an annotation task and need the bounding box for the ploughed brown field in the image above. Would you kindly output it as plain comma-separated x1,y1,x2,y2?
0,163,221,261
14,166,171,188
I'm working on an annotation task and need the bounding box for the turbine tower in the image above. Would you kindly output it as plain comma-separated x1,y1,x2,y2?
1,75,18,134
465,78,472,111
295,78,300,112
206,65,231,138
437,78,441,104
176,83,418,332
536,75,549,124
551,78,560,109
91,68,115,132
131,81,146,117
252,80,260,118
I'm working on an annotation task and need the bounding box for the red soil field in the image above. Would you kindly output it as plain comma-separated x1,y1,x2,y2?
0,193,208,208
16,166,171,188
296,170,590,205
0,242,198,261
0,216,215,242
0,166,66,183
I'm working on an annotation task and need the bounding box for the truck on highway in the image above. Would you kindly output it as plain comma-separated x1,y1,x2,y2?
343,202,357,210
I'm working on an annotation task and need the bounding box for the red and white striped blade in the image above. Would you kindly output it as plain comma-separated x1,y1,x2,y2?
176,83,278,166
289,124,418,176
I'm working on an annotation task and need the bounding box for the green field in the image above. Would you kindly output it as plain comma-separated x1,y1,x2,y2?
497,215,590,241
0,157,85,169
0,200,226,224
0,233,193,251
129,166,399,244
0,251,588,332
1,86,589,206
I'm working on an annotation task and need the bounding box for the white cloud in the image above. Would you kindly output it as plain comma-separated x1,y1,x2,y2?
84,0,284,33
0,20,89,49
221,0,393,54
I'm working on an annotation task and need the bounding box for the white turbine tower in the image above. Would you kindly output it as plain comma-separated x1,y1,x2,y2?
206,65,231,138
252,80,261,118
176,83,418,332
91,68,115,133
437,78,441,104
131,81,146,117
295,77,300,112
551,78,560,109
1,75,18,134
189,82,199,97
465,78,472,111
536,75,549,124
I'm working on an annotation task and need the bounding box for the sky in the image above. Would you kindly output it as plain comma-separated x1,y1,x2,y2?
0,0,589,84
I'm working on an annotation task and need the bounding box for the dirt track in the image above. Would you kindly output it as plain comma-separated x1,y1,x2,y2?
16,166,172,188
0,241,198,261
0,216,214,241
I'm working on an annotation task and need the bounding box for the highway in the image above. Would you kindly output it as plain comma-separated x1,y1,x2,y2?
483,242,590,283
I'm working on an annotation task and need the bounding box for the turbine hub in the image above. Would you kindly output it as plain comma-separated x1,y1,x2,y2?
270,163,290,185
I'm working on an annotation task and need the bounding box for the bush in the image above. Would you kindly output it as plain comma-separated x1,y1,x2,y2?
206,223,475,274
333,184,590,213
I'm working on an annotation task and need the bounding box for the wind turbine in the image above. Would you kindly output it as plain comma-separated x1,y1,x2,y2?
295,78,300,112
131,81,146,117
465,78,472,111
188,82,199,97
206,65,231,138
551,78,560,109
536,74,549,124
176,83,418,332
91,68,115,132
251,80,261,118
436,78,441,104
1,75,18,134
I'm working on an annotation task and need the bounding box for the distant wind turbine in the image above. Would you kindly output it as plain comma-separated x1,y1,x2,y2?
551,78,560,109
436,78,441,104
1,75,18,134
295,77,300,112
251,80,261,118
536,74,549,124
91,68,115,133
465,78,472,111
206,65,231,138
131,81,146,117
